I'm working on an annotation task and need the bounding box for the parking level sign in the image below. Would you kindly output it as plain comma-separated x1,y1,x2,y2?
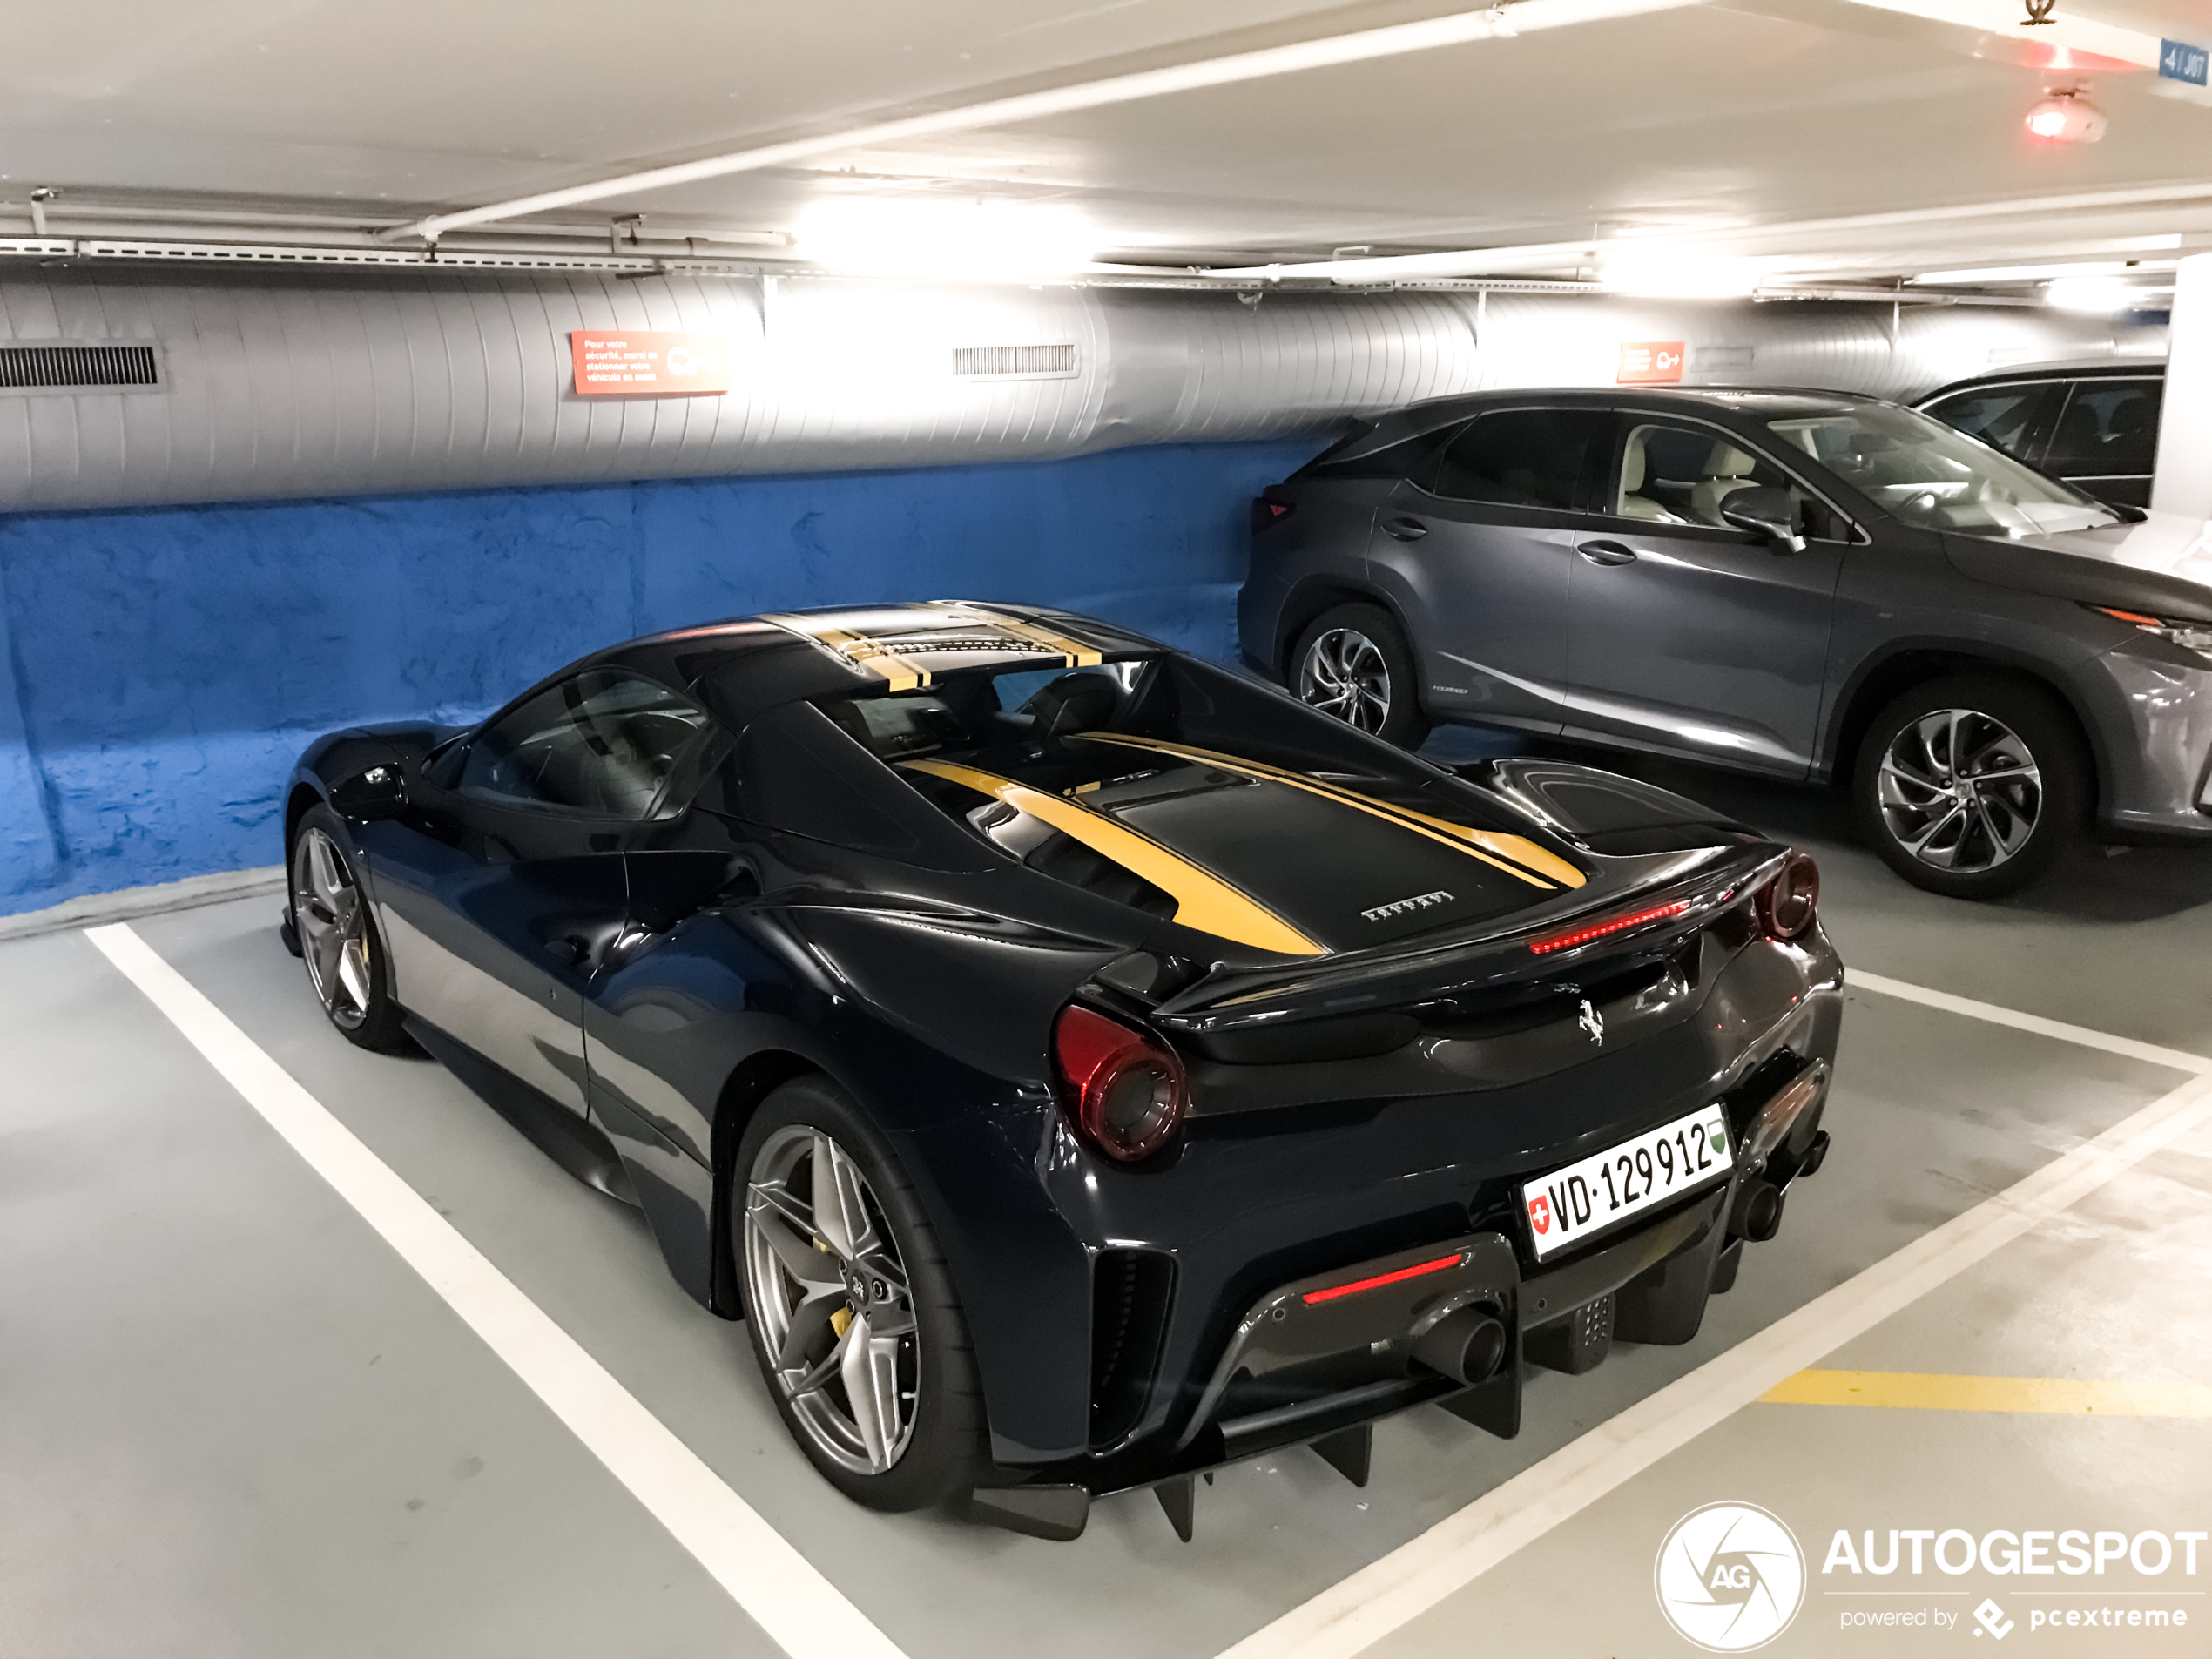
2161,38,2208,86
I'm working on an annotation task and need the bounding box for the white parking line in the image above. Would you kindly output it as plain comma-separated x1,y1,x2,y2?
84,922,906,1659
83,915,2212,1659
1218,986,2212,1659
1851,969,2212,1074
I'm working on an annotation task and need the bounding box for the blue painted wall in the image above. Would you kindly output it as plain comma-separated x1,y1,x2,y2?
0,439,1322,916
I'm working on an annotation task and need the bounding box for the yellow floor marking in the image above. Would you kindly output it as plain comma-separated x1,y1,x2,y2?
1761,1369,2212,1417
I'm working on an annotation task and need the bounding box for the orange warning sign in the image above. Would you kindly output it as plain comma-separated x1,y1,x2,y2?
570,330,732,395
1617,341,1687,385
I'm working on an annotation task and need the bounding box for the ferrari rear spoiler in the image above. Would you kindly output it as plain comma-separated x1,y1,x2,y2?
1149,841,1788,1036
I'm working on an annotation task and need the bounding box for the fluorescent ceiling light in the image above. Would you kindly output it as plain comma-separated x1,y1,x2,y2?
1599,252,1772,298
1912,257,2180,284
793,199,1095,278
382,0,1699,244
2045,275,2157,312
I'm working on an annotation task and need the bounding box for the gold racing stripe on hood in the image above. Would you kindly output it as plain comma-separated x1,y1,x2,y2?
759,614,927,692
900,758,1325,958
1075,734,1585,891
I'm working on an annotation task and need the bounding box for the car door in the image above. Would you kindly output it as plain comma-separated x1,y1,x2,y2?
368,667,711,1114
2040,377,2161,508
1561,416,1850,777
1365,407,1613,732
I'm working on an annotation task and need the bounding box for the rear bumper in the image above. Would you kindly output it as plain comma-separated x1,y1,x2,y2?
972,1050,1834,1535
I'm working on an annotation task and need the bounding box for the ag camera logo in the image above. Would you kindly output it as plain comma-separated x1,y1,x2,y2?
1656,1502,1807,1651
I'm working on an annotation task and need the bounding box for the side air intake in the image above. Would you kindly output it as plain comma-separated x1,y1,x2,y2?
1089,1246,1176,1449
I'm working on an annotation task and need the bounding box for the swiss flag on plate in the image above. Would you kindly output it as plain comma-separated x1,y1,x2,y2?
1527,1194,1553,1235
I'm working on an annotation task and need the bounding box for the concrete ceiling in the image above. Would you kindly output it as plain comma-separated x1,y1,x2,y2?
3,0,2209,286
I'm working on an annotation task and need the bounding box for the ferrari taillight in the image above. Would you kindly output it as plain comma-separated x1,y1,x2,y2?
1052,1004,1188,1163
1757,853,1820,941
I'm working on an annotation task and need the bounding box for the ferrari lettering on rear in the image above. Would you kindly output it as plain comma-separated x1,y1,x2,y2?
1360,889,1453,923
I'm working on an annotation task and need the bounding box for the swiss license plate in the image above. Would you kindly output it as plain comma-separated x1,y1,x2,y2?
1520,1105,1732,1262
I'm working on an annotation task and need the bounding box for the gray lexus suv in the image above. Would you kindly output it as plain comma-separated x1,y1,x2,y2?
1239,388,2212,898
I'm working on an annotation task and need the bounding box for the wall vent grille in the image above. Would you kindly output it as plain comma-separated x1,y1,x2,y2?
952,343,1077,379
0,344,160,389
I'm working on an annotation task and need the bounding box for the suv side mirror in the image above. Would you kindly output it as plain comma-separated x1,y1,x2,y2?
331,762,408,821
1721,486,1808,554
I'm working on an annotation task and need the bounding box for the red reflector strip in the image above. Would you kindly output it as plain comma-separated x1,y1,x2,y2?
1299,1251,1465,1305
1528,899,1691,955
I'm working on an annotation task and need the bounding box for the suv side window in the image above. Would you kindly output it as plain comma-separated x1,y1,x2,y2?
1923,382,2059,462
1611,421,1851,543
461,669,711,819
1429,409,1609,511
2043,379,2161,479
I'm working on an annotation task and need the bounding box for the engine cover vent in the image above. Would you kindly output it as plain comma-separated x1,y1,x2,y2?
951,343,1077,380
0,343,161,390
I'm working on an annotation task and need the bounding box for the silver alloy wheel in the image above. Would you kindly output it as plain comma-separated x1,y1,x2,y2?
1875,707,2043,873
293,826,374,1028
1298,626,1392,733
743,1124,920,1476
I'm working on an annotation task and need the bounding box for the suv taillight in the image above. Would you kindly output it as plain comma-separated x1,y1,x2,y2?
1053,1004,1188,1163
1250,496,1296,533
1757,853,1820,941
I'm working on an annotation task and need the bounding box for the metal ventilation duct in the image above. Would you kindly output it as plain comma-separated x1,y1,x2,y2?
0,268,2148,514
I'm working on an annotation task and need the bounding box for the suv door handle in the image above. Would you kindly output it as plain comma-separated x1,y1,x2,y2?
1576,539,1638,566
1382,516,1429,542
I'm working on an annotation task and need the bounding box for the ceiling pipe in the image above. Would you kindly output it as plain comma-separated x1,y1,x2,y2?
371,0,1699,245
1831,0,2159,70
1202,179,2212,284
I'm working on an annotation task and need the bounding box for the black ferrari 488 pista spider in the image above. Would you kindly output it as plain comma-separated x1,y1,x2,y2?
281,601,1842,1539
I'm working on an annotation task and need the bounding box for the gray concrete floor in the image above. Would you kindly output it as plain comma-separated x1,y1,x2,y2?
2,738,2207,1657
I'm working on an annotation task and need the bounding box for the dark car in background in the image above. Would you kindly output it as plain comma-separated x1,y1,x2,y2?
1919,361,2166,509
1241,388,2212,899
280,601,1842,1539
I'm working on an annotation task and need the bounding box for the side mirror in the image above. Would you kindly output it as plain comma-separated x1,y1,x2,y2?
1721,485,1808,554
331,762,408,821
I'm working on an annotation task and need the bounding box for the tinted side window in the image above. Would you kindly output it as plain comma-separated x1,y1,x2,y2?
1923,383,2056,461
2043,380,2161,476
1301,428,1452,481
1431,410,1607,510
462,670,711,819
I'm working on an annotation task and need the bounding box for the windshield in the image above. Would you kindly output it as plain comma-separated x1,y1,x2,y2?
1765,403,2120,537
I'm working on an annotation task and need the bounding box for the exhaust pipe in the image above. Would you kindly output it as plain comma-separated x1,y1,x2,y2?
1413,1305,1508,1386
1731,1177,1785,1243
